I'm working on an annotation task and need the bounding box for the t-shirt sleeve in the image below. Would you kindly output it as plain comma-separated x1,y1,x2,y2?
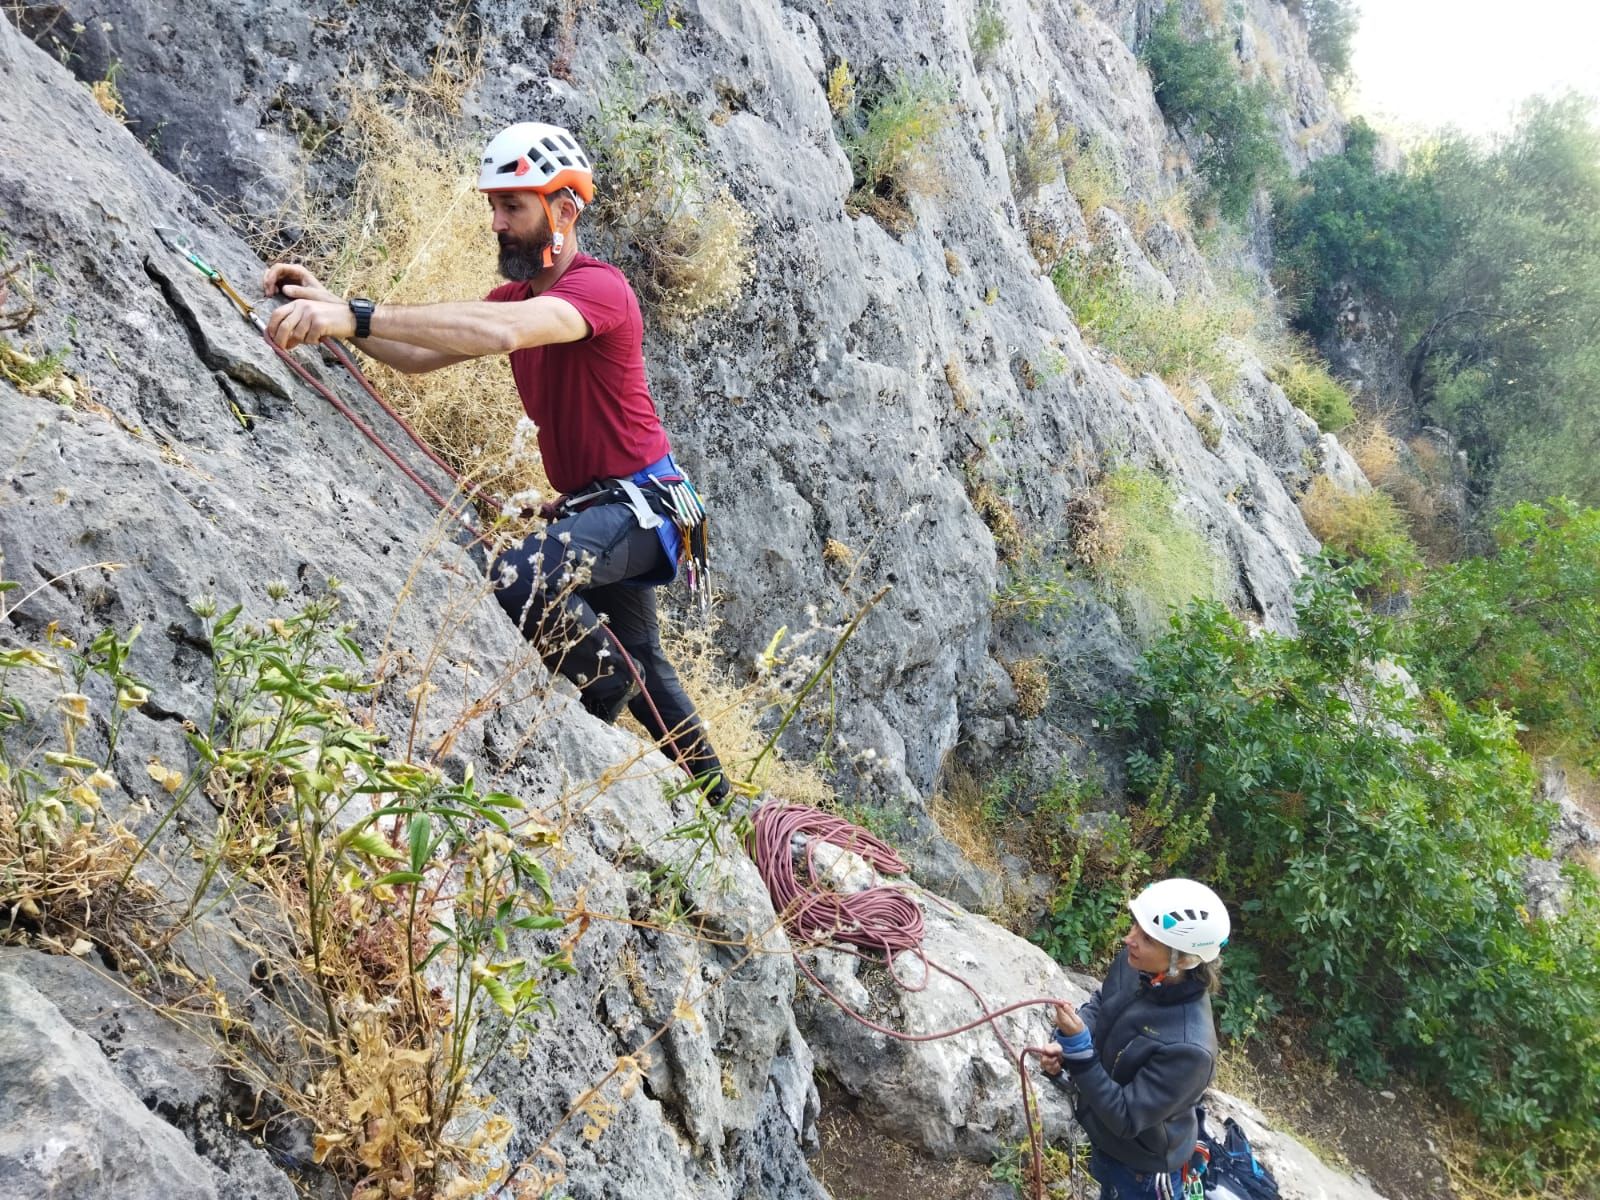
548,265,631,339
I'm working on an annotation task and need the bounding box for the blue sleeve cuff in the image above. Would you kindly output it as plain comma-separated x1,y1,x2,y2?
1054,1028,1094,1058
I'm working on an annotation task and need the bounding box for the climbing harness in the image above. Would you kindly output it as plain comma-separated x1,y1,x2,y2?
556,462,712,604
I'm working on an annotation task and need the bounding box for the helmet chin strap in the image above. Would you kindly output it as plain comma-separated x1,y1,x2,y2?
536,192,577,269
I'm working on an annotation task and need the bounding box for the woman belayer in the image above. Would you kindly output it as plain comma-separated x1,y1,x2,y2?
1038,878,1230,1200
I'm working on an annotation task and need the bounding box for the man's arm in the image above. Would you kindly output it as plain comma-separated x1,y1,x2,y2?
261,262,589,368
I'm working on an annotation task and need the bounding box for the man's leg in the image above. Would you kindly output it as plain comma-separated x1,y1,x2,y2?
490,504,662,714
583,578,729,801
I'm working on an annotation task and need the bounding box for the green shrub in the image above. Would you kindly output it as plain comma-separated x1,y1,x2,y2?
1032,756,1214,969
1299,477,1422,584
1069,466,1223,639
970,0,1008,62
1273,352,1354,432
838,72,953,226
1405,501,1600,770
1052,253,1239,397
1141,3,1285,220
1271,120,1445,338
1108,557,1600,1183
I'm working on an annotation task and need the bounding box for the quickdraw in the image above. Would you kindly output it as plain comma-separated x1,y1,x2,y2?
154,226,497,532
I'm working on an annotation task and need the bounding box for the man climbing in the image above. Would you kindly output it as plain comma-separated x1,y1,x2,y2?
261,120,728,801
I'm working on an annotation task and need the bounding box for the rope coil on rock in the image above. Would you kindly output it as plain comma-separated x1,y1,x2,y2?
748,802,1076,1200
747,803,924,957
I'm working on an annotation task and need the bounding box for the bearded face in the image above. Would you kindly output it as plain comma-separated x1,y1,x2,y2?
497,229,551,281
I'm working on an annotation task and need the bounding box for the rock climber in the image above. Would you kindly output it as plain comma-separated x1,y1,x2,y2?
260,120,727,800
1038,878,1230,1200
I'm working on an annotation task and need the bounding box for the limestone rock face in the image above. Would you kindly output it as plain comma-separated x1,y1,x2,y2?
1,1,1397,1197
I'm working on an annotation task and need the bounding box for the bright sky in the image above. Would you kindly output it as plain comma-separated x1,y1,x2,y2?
1349,0,1600,138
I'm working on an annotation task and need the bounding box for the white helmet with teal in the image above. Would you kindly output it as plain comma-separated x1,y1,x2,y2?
1130,878,1230,962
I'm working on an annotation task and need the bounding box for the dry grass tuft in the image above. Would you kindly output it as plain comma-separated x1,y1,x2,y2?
968,476,1025,562
1299,475,1420,579
943,355,972,411
929,760,1003,878
1004,657,1050,719
653,613,834,809
587,91,756,330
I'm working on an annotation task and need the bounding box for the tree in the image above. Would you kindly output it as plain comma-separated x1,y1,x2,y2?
1288,0,1361,81
1142,4,1285,221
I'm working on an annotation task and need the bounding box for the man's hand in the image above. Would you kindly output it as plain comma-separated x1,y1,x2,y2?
1054,1001,1086,1037
263,262,340,305
266,297,355,351
1038,1046,1064,1077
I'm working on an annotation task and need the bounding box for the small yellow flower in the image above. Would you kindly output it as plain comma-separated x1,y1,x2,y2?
86,770,116,790
116,684,149,710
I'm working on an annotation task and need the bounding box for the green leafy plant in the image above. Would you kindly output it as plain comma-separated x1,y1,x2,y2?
2,578,570,1196
1405,501,1600,770
1108,556,1600,1184
1142,3,1285,220
1031,756,1214,969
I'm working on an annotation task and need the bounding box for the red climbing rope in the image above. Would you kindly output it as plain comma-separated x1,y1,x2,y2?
747,803,1073,1200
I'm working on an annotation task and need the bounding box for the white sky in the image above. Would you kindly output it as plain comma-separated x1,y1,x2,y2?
1349,0,1600,138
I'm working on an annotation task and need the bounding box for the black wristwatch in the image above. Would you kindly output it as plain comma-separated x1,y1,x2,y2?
348,297,375,339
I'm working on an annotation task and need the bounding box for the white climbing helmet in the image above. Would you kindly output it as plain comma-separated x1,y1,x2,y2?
1130,878,1230,962
477,121,595,204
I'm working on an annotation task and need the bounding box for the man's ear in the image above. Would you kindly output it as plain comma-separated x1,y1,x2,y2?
555,191,581,226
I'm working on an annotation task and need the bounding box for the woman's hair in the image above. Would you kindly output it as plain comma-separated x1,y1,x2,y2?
1189,956,1222,994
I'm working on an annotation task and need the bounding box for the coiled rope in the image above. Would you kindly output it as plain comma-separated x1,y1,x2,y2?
747,803,1074,1200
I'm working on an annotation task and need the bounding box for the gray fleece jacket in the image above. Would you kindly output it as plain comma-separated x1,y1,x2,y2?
1049,947,1217,1173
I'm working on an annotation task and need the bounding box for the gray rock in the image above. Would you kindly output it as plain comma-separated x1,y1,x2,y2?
0,970,219,1200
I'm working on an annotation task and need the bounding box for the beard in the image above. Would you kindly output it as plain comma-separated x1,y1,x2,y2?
497,231,551,281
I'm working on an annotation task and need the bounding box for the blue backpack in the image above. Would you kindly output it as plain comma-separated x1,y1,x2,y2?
1192,1107,1281,1200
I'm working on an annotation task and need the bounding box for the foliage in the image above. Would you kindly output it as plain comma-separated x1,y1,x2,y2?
970,0,1008,63
589,90,755,329
1052,252,1240,396
1277,99,1600,512
1298,476,1422,585
1272,119,1446,338
1108,557,1600,1182
837,72,954,227
1029,756,1215,970
1272,350,1354,432
1287,0,1360,80
1404,501,1600,770
1142,3,1285,220
1065,130,1123,218
1067,466,1224,642
1,579,568,1197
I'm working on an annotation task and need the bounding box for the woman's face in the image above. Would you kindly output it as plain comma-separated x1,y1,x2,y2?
1123,920,1174,975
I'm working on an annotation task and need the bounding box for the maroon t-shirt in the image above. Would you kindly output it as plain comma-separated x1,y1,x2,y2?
486,254,671,495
